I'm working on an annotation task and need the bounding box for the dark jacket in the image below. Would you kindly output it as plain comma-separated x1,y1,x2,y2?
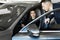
28,17,40,27
49,3,60,24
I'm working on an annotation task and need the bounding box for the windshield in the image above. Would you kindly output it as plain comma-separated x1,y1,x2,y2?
0,5,26,31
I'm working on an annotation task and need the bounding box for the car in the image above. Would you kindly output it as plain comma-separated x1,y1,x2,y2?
0,0,60,40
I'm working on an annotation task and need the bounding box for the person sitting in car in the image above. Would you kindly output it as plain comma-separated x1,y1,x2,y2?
28,10,40,27
21,10,40,27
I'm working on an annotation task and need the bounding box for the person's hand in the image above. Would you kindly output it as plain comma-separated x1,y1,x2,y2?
21,24,25,27
44,18,50,24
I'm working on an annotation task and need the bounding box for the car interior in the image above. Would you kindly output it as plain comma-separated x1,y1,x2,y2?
0,0,60,40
